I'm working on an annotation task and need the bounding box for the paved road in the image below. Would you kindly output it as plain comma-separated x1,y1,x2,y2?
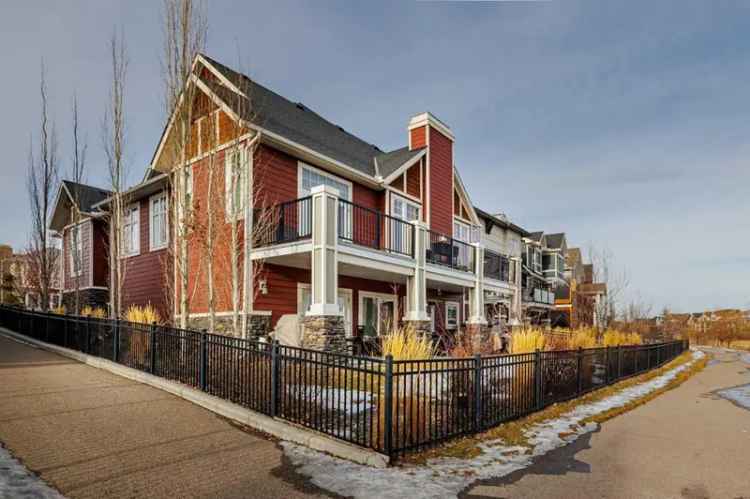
0,333,329,499
464,348,750,499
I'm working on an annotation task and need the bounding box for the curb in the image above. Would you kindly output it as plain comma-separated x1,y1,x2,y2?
0,327,389,468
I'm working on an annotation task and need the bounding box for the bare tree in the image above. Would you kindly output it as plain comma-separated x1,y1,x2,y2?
587,244,629,329
161,0,207,329
26,61,59,312
103,29,129,318
68,93,87,314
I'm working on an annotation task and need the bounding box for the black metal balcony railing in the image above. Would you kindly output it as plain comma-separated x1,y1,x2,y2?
255,196,312,246
426,230,475,272
485,249,511,282
337,199,415,257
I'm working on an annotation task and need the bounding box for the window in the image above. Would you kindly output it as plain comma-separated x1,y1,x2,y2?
150,192,168,250
358,292,397,337
68,224,83,277
122,204,140,256
299,163,351,200
453,219,478,243
445,301,459,330
225,149,247,218
391,194,420,222
390,194,420,254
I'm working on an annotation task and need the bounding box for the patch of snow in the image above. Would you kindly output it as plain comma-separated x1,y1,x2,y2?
284,351,705,499
717,385,750,411
285,385,374,415
0,445,65,499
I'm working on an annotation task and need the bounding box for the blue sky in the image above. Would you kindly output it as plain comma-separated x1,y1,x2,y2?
0,1,748,313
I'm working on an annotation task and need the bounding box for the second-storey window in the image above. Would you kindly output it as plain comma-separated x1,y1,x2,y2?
69,224,83,277
150,192,168,250
225,149,247,218
122,204,140,256
453,220,478,243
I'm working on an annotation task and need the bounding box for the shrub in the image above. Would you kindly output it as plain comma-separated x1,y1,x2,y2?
602,329,643,346
124,304,162,325
80,305,106,319
381,325,434,361
510,328,546,354
52,305,66,315
568,328,598,349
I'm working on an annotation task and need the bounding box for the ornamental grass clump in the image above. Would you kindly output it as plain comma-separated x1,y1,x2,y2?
568,327,598,349
602,329,643,346
379,325,435,450
52,305,66,315
80,305,106,319
510,328,546,354
124,304,162,325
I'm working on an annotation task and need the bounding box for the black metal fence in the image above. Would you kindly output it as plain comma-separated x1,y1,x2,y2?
426,230,475,272
0,306,688,458
485,249,511,282
257,196,312,246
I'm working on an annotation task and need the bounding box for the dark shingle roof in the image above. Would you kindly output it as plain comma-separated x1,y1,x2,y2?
62,181,111,212
528,231,544,243
544,233,566,250
474,207,528,236
375,147,425,179
200,55,384,177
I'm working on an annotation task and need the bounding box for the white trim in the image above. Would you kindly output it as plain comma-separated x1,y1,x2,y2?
149,191,169,251
385,185,421,205
224,146,248,221
408,112,454,141
88,219,94,288
452,167,480,225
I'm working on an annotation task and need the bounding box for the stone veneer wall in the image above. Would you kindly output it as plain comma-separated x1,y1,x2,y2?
186,313,272,339
301,316,347,353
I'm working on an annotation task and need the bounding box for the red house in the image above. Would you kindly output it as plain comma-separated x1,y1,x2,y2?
147,54,495,350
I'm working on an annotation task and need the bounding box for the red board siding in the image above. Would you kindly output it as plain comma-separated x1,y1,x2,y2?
353,182,384,212
254,144,298,205
406,162,421,199
92,220,109,287
410,125,426,150
255,263,406,336
121,194,170,320
428,127,454,235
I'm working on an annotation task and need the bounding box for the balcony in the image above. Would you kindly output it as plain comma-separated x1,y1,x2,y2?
523,287,554,306
484,249,511,282
257,197,478,276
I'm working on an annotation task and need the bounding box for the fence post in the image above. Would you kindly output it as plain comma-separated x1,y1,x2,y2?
270,340,280,417
199,331,207,391
149,322,157,375
112,318,120,362
634,345,639,373
533,349,542,410
605,346,610,384
63,316,68,348
617,345,622,379
656,344,661,365
576,347,583,395
45,314,50,342
85,316,91,354
384,354,394,457
474,354,482,432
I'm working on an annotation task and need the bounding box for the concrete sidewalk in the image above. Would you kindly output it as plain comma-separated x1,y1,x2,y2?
464,348,750,498
0,334,328,499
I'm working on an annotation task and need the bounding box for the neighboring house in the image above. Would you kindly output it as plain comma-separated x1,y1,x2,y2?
147,53,492,348
48,180,111,311
521,231,555,325
474,208,526,328
0,245,62,310
552,247,598,328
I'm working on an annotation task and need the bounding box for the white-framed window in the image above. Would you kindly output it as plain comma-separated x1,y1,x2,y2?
391,194,420,222
298,162,352,200
122,203,140,256
453,219,478,243
445,301,460,330
390,194,420,254
358,291,397,337
225,148,248,219
149,192,169,250
68,223,83,277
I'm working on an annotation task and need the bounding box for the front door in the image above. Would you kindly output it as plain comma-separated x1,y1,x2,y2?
360,293,397,336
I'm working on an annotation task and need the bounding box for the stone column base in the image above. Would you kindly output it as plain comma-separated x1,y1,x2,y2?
466,323,491,352
301,315,347,353
246,313,271,339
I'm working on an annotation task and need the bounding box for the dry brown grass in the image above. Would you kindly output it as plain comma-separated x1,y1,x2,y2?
730,340,750,351
404,350,700,464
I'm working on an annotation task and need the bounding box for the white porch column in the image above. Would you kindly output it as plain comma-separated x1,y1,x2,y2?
307,185,341,317
403,220,429,327
467,243,488,326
